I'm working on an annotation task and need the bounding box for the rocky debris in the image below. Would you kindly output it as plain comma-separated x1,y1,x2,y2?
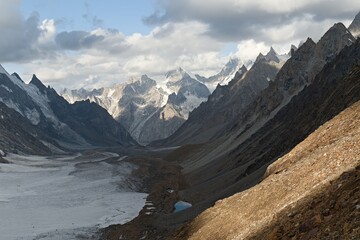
102,157,185,240
252,167,360,240
172,99,360,239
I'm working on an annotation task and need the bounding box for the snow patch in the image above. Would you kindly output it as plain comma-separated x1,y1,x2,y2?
24,108,40,125
0,153,147,240
0,84,13,92
0,97,23,116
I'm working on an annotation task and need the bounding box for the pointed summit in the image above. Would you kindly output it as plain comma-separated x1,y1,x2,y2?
288,44,298,56
265,47,280,62
349,11,360,38
165,67,192,83
238,64,248,74
30,74,47,93
11,73,24,82
255,52,265,63
315,23,355,61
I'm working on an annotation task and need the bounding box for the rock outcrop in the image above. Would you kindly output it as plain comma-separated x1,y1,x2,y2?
174,99,360,239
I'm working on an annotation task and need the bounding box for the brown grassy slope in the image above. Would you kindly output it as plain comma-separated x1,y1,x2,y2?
173,99,360,240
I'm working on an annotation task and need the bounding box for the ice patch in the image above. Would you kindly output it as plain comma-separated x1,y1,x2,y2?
24,108,40,125
174,201,192,212
0,153,147,240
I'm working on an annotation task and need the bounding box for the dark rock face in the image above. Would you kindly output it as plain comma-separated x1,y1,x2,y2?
153,47,282,146
45,87,137,147
0,101,51,155
182,39,360,212
0,66,137,153
156,23,355,147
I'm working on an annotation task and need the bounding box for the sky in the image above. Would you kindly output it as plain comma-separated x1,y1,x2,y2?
0,0,359,90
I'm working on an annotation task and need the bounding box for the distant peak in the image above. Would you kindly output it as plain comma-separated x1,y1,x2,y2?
264,47,280,63
323,22,349,37
268,46,277,55
255,52,265,62
305,37,315,44
11,72,23,82
239,64,248,72
141,74,149,80
288,44,298,56
317,22,354,48
349,11,360,37
30,74,47,92
139,74,156,85
165,67,188,79
225,57,241,68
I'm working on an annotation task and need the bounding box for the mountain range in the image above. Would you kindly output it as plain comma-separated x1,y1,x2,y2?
61,58,245,144
101,11,360,239
0,10,360,240
0,66,136,155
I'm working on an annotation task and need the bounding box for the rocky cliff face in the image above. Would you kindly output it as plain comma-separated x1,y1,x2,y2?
154,47,287,146
146,34,360,240
157,23,355,147
174,99,360,239
0,67,136,154
0,101,53,155
61,68,211,145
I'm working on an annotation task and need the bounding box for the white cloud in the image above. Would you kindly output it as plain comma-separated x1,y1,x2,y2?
0,0,358,90
38,19,56,45
233,40,270,63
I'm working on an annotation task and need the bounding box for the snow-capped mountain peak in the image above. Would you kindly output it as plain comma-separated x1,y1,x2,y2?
195,57,244,92
165,67,191,83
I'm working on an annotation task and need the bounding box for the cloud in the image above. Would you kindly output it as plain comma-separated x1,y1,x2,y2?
233,40,270,62
55,31,105,50
144,0,359,42
1,0,359,91
0,1,41,62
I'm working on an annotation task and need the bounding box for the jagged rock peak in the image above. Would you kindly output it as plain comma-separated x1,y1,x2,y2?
288,44,298,56
30,74,47,92
226,57,240,67
265,47,280,62
321,23,353,41
239,64,248,73
11,72,23,82
349,11,360,37
255,52,265,62
315,23,355,60
165,67,186,78
165,67,194,83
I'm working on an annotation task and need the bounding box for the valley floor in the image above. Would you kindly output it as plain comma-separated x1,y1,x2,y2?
0,151,147,240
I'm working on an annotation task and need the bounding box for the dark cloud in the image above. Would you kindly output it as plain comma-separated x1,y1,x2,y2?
144,0,360,42
0,12,42,62
55,31,104,50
